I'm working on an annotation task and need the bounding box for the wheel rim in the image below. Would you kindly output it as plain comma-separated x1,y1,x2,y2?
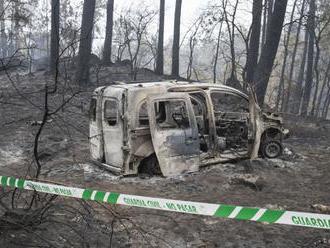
265,141,281,158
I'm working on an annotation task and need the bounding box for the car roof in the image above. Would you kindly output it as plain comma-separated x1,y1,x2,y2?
168,83,247,97
93,81,248,98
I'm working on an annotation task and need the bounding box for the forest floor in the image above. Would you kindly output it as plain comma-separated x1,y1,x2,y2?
0,69,330,247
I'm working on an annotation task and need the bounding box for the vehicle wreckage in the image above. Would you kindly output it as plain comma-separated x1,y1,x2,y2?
89,81,289,177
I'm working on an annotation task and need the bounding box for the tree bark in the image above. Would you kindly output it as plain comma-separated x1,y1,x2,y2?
155,0,165,75
50,0,60,74
13,1,19,51
253,0,288,106
213,20,224,84
322,84,330,119
261,0,267,47
45,1,50,58
76,0,96,85
171,0,182,78
284,0,306,112
315,60,330,117
246,0,262,84
310,36,321,116
0,0,7,57
102,0,114,65
8,3,15,55
186,20,201,80
267,0,274,29
224,0,240,89
300,0,316,116
276,0,298,111
291,29,308,114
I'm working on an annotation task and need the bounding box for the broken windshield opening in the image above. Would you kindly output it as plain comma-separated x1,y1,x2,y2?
211,92,249,113
155,100,190,129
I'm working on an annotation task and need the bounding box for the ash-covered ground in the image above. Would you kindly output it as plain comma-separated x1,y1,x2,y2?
0,70,330,247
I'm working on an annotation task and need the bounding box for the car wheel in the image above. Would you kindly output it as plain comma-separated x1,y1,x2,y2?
261,140,282,158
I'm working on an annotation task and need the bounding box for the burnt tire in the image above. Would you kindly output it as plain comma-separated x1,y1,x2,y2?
138,154,162,177
261,140,282,159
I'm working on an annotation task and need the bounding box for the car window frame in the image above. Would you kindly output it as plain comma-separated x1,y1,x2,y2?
103,98,119,127
210,90,249,113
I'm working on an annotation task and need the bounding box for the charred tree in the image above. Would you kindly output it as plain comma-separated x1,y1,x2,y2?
171,0,182,78
224,0,240,89
261,0,273,47
0,0,7,57
76,0,96,85
186,19,202,80
322,80,330,119
292,29,308,114
8,2,16,55
310,16,330,116
284,0,306,112
276,0,298,111
301,0,316,116
246,0,262,84
155,0,165,75
316,60,330,116
213,20,224,84
102,0,114,65
253,0,288,106
267,0,274,29
50,0,60,74
261,0,266,46
310,35,321,116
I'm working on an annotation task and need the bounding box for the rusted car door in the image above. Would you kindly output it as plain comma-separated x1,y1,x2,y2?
102,92,124,169
147,93,200,177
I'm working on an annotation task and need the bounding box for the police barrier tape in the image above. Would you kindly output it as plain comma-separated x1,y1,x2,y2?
0,175,329,230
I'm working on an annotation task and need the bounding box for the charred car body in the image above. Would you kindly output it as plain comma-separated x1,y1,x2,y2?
89,81,289,177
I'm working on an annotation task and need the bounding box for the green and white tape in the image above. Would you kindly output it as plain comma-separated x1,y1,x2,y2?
1,175,329,230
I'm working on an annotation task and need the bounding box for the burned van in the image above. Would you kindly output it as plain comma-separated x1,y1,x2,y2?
89,81,289,177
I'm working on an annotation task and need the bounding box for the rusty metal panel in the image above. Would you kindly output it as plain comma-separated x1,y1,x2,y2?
147,93,200,177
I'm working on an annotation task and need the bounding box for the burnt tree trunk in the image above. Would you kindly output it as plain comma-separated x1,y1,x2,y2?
292,29,308,114
45,2,50,58
8,2,18,55
171,0,182,78
224,0,240,89
102,0,114,65
284,0,306,112
322,84,330,119
50,0,60,74
261,0,273,47
310,36,321,116
267,0,274,29
76,0,96,85
0,0,7,57
261,0,267,46
316,60,330,116
276,0,298,111
300,0,316,116
246,0,262,84
253,0,288,106
155,0,165,75
213,20,224,84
